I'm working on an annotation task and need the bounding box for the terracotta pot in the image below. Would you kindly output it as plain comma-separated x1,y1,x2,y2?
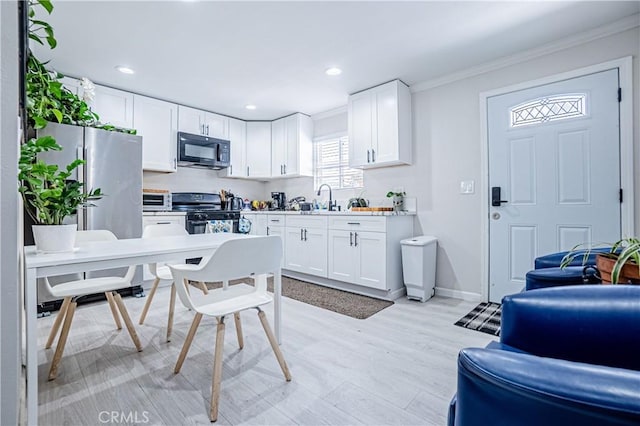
596,254,640,284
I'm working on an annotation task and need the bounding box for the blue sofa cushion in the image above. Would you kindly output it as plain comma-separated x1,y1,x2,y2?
534,248,611,269
501,285,640,370
525,265,599,290
454,348,640,426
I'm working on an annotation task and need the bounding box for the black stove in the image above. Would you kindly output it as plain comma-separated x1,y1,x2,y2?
172,192,240,234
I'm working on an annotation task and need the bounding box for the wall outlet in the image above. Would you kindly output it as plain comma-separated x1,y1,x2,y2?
460,180,475,194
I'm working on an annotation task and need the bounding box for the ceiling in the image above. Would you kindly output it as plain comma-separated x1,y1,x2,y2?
32,1,640,121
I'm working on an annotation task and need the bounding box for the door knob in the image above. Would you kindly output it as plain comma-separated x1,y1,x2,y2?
491,187,508,207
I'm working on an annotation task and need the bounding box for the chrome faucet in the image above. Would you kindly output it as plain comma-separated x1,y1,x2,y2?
316,183,336,211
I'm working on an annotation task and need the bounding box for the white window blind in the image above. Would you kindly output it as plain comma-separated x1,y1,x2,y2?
314,135,363,189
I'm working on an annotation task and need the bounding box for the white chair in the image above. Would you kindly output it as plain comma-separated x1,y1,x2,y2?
139,223,210,342
43,230,142,381
169,235,291,422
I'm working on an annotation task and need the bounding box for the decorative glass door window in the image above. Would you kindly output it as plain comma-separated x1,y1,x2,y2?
510,94,586,127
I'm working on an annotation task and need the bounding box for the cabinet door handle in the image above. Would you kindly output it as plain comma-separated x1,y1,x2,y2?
267,226,270,235
247,166,250,176
230,165,232,175
156,221,171,225
354,232,358,247
284,164,287,174
300,229,304,241
350,231,353,246
173,158,177,169
280,164,283,175
271,219,280,222
347,222,360,225
367,150,370,163
304,229,307,241
201,124,204,134
372,149,375,162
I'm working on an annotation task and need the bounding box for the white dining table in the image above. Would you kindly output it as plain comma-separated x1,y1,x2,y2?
23,232,281,425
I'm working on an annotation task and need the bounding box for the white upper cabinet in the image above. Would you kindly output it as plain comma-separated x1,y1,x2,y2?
177,105,229,139
271,113,313,178
245,122,272,179
134,95,178,172
348,79,412,168
89,85,134,130
220,117,246,178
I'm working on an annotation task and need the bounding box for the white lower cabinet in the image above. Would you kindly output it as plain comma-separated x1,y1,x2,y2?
266,215,286,268
141,213,186,280
327,216,413,292
328,230,385,289
242,213,267,235
285,216,328,278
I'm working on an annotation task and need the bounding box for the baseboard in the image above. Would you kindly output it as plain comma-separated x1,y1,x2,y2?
435,286,483,302
282,270,401,301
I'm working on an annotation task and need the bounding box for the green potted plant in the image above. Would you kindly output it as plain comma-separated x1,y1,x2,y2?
560,238,640,284
19,136,102,252
21,0,140,252
386,191,406,212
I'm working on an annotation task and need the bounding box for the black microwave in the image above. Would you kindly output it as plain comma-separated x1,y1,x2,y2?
177,132,231,169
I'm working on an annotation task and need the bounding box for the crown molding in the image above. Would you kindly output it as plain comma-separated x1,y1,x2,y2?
411,13,640,94
311,105,347,121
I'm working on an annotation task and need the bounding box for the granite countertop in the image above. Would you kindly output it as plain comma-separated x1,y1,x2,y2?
240,210,415,217
143,211,186,216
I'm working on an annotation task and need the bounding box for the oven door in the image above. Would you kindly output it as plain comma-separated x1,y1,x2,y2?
186,219,208,235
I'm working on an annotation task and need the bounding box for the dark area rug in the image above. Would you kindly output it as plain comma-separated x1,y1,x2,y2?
454,302,501,336
203,276,393,319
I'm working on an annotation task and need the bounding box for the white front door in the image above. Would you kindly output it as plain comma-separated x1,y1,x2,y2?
488,69,621,303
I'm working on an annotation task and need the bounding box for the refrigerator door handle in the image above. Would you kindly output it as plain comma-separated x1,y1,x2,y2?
76,146,85,230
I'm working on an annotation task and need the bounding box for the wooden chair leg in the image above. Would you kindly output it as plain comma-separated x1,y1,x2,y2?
113,292,143,352
48,301,77,380
166,282,176,342
210,318,226,422
234,312,243,350
174,312,203,373
45,297,71,349
105,291,122,330
198,281,209,295
258,310,291,381
139,277,160,325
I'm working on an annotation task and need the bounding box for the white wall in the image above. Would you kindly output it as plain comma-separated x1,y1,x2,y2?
143,168,266,201
1,1,21,423
267,26,640,299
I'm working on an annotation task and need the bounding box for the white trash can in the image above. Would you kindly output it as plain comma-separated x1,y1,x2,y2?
401,236,438,302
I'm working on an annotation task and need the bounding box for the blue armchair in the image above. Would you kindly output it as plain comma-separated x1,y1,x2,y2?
448,285,640,426
525,248,610,290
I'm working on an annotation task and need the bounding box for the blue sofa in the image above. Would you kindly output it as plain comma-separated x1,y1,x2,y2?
448,285,640,426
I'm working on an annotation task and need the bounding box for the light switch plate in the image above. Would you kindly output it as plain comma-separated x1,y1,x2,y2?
460,180,475,194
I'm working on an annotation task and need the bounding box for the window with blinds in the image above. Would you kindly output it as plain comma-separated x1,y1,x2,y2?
314,135,363,189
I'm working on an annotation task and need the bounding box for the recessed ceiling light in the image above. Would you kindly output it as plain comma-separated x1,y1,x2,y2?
245,104,257,110
115,65,135,75
325,67,342,76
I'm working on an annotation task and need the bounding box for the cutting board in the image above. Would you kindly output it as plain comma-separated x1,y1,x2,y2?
143,188,169,193
351,207,394,212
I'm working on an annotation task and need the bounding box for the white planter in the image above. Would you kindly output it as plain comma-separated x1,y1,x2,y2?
32,224,77,253
392,195,404,212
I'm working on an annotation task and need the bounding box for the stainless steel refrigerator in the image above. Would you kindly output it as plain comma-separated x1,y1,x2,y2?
35,122,143,304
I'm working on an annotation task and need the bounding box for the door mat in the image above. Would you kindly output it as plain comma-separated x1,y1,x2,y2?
454,302,501,336
203,276,393,319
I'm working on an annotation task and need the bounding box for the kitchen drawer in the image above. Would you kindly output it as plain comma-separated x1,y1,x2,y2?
142,215,185,229
266,214,286,226
286,215,327,229
328,216,386,232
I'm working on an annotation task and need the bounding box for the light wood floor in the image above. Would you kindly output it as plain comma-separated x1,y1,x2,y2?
37,283,494,425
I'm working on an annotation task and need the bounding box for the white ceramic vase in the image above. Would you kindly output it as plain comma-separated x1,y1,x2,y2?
32,224,77,253
392,195,404,212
